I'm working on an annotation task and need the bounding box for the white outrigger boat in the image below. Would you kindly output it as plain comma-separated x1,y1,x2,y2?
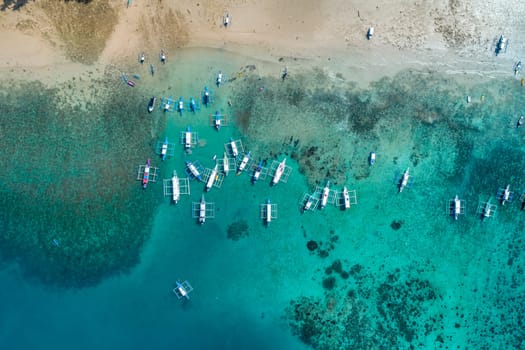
184,126,193,150
260,199,277,225
497,184,513,205
161,137,169,161
173,280,193,300
205,164,219,192
476,197,496,221
303,194,316,212
223,151,230,176
161,96,174,112
186,161,202,181
172,172,181,203
342,186,351,209
163,170,190,203
398,167,410,193
230,137,239,157
271,158,287,185
320,181,331,208
236,151,251,175
453,195,461,220
199,194,207,224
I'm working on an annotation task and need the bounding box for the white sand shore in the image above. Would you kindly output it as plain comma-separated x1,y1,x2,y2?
0,0,523,86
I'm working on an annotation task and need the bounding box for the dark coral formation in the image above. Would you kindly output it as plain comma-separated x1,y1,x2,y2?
285,265,441,349
0,80,161,288
307,240,318,251
226,220,250,241
390,220,403,230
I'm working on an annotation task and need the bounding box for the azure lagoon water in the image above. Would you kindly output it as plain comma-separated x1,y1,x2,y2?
0,47,524,349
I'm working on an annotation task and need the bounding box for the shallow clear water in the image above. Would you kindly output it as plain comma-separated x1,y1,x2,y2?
0,47,524,349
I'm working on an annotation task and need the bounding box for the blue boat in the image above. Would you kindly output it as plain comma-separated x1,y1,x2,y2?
161,96,174,112
178,97,185,116
252,161,263,184
202,86,214,107
213,111,223,130
188,97,200,113
150,64,155,76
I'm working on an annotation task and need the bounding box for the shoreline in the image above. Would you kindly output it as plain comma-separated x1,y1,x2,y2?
0,0,522,89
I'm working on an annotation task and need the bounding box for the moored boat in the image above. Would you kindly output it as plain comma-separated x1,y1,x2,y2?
453,195,461,220
186,161,201,181
343,186,351,209
206,164,219,191
178,97,184,115
142,159,151,189
230,137,238,157
303,194,315,212
148,97,156,113
199,194,206,224
399,167,410,193
237,151,251,175
271,158,287,185
184,126,192,150
252,161,263,184
172,172,180,204
265,199,272,224
320,181,330,208
369,151,376,165
214,111,222,130
223,151,230,176
161,137,168,161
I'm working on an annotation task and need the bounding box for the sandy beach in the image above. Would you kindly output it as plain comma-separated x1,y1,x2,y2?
0,0,523,87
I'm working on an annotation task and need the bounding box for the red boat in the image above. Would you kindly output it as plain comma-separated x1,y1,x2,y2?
143,159,151,189
127,80,136,87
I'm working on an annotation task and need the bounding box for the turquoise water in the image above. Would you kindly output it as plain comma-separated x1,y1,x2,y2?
1,47,525,349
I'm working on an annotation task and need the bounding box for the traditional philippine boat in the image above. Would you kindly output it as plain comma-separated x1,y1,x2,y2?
320,181,330,208
252,161,263,184
271,158,287,185
172,172,180,204
186,160,202,181
230,137,239,157
142,159,151,189
205,164,219,192
223,151,230,176
398,168,410,193
343,186,351,209
148,97,156,113
161,137,169,161
199,194,207,224
236,151,251,175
